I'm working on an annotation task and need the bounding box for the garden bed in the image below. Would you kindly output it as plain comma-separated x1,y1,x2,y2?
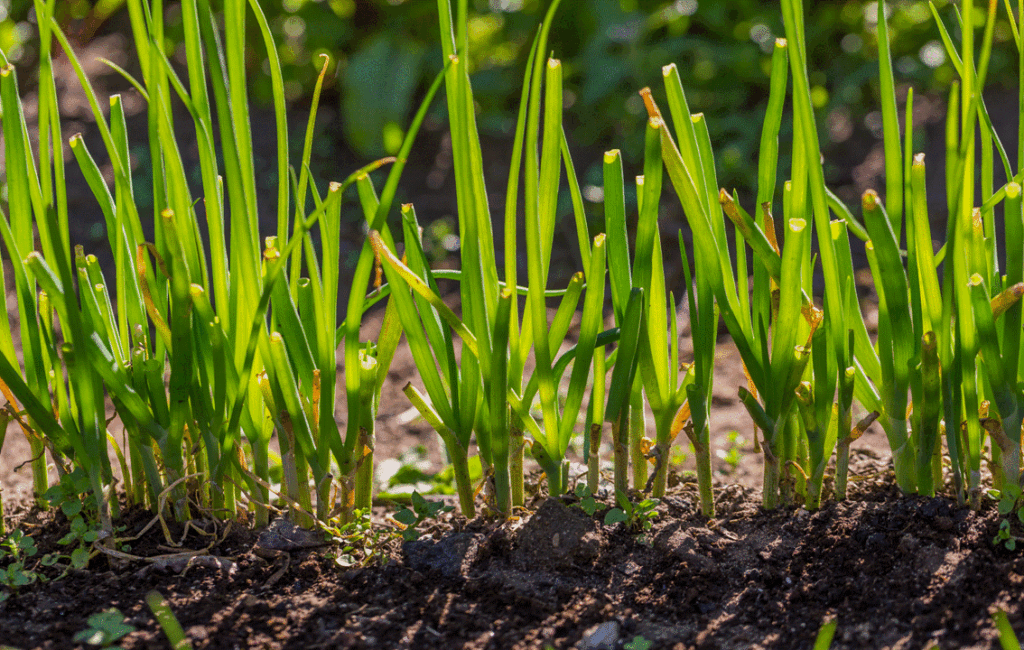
1,452,1017,650
4,0,1024,647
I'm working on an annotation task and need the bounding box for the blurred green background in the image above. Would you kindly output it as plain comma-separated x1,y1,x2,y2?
2,0,1019,216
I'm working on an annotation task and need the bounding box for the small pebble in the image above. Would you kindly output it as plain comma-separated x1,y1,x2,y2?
578,621,620,650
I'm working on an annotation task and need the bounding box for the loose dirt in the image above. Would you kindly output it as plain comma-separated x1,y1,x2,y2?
2,453,1020,650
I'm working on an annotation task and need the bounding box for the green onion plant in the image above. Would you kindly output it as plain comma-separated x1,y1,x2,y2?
0,0,442,533
3,0,1024,537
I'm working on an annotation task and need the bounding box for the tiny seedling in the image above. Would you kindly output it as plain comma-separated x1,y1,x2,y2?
572,483,601,516
998,485,1024,521
44,468,96,519
716,431,746,473
73,608,136,648
392,492,454,541
994,520,1022,551
325,508,395,567
624,635,653,650
57,516,99,569
0,528,38,561
45,470,104,570
993,485,1024,551
0,529,44,601
604,490,660,533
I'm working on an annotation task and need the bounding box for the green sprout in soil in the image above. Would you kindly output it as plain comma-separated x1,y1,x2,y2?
716,431,747,473
813,617,838,650
146,591,193,650
44,469,109,570
994,519,1022,551
993,608,1022,650
624,635,653,650
0,468,128,602
323,508,395,568
604,490,660,535
0,529,43,602
73,608,136,649
391,492,455,542
572,483,601,517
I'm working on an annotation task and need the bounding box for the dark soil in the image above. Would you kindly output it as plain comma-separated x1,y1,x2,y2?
2,454,1022,650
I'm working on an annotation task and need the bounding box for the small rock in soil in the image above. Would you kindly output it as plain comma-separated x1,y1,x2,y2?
577,620,619,650
402,532,480,579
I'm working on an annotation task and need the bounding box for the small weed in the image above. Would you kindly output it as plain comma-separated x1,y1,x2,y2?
0,529,45,602
997,484,1024,520
324,509,395,568
392,492,454,542
43,469,111,570
624,635,654,650
994,519,1023,551
1,469,123,602
73,608,136,648
993,485,1024,550
716,431,746,473
604,490,660,535
670,445,689,467
572,484,602,517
